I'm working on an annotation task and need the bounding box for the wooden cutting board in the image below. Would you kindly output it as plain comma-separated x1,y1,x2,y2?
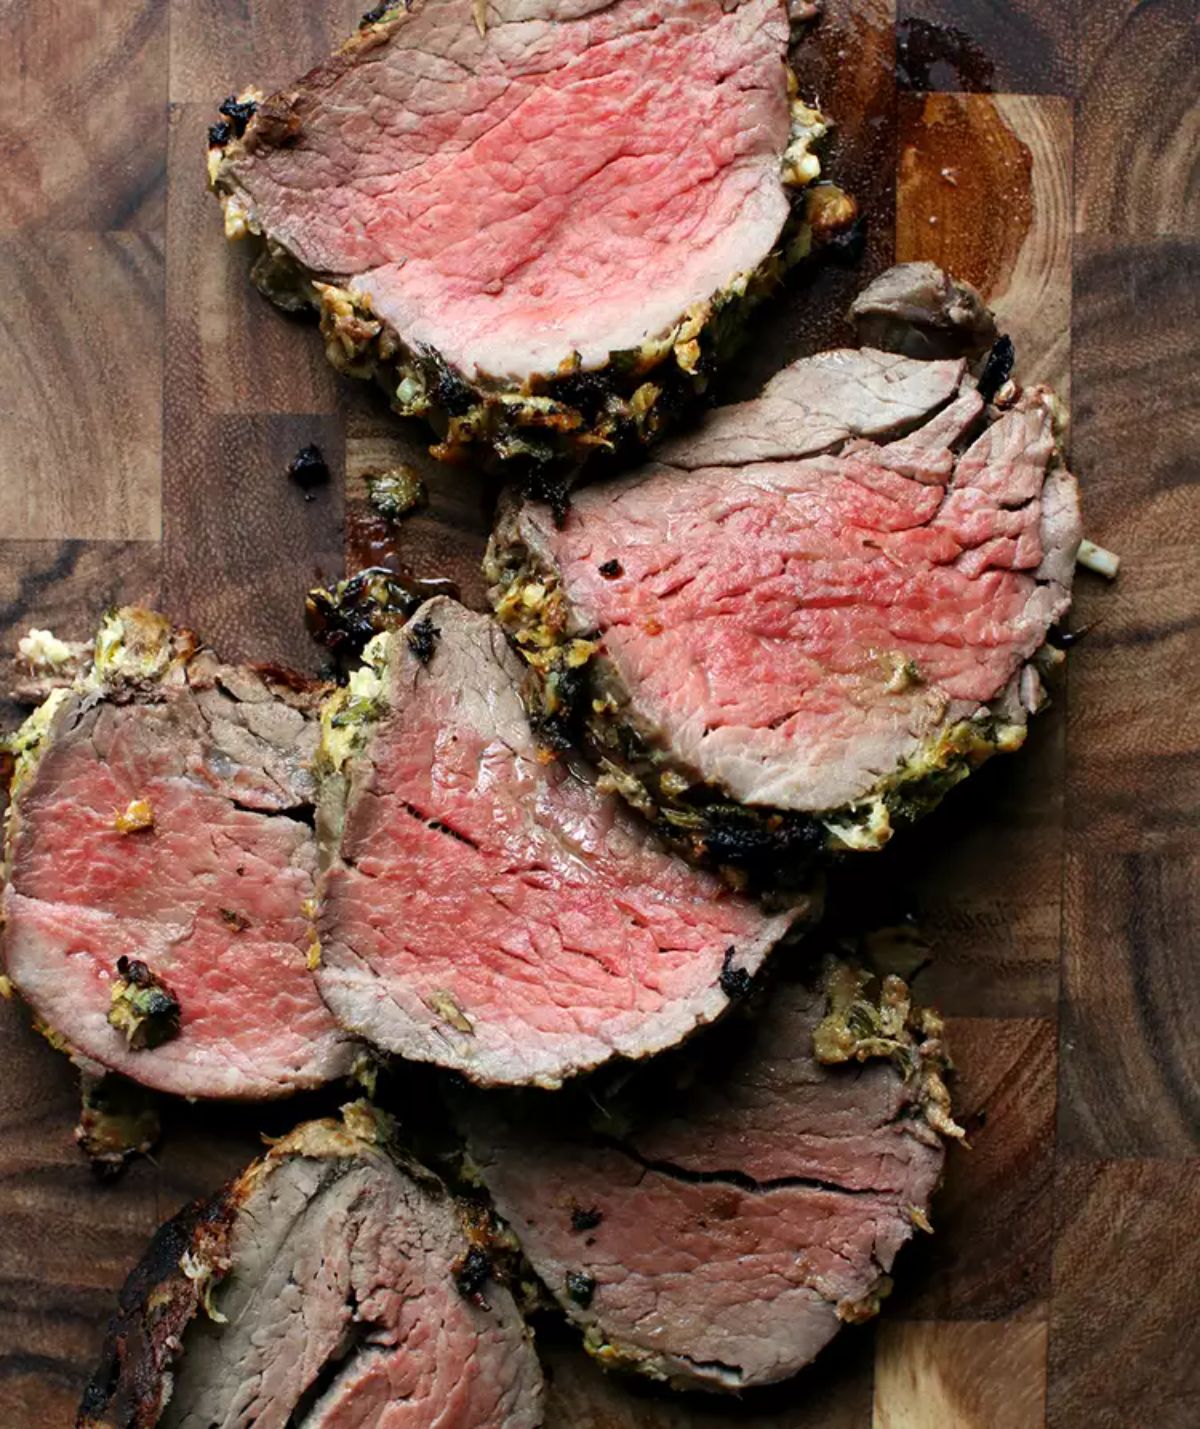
1,2,1197,1424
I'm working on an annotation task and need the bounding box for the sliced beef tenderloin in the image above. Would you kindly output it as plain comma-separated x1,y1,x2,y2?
78,1104,543,1428
314,597,808,1089
848,260,998,361
2,608,353,1099
466,959,960,1392
488,346,1082,858
210,0,851,466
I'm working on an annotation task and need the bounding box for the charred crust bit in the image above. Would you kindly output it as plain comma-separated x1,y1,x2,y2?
218,95,258,138
207,119,232,148
107,958,181,1051
598,559,622,579
76,1074,161,1181
288,443,330,498
306,567,430,662
405,615,440,666
977,335,1016,404
521,465,572,528
821,213,867,266
718,947,753,1001
219,907,251,932
1048,623,1091,650
566,1270,596,1308
359,2,391,25
571,1206,603,1232
453,1245,493,1306
426,351,476,418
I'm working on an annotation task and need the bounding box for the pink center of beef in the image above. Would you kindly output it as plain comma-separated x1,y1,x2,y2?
230,0,791,379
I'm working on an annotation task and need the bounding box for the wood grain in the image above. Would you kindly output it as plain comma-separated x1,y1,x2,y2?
1048,1160,1200,1428
1,1,1198,1425
0,233,164,541
874,1320,1048,1428
895,1,1074,95
1075,0,1200,238
0,0,166,231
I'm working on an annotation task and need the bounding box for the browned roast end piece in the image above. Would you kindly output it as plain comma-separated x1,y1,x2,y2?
466,961,959,1392
208,0,847,466
79,1107,544,1428
314,597,807,1088
2,608,353,1099
849,260,999,361
488,344,1081,859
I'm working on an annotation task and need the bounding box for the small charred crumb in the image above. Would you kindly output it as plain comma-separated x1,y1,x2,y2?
598,559,623,579
406,615,441,666
1047,623,1091,651
107,958,181,1051
287,443,330,494
718,947,753,1001
454,1245,493,1304
306,567,427,662
208,120,232,148
218,95,258,138
571,1206,603,1232
821,213,867,265
426,351,476,417
365,466,426,522
701,806,824,870
76,1073,160,1180
565,1270,596,1308
977,335,1016,404
219,908,250,932
360,1,389,22
550,369,614,423
522,466,572,527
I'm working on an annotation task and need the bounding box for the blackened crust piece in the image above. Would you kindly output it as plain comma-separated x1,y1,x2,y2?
210,0,849,466
466,963,957,1392
488,342,1082,857
314,598,806,1089
2,609,353,1099
79,1110,544,1428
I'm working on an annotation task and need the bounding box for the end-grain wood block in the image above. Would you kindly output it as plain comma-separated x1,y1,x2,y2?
896,1,1073,95
1060,235,1200,1158
892,1019,1056,1319
897,93,1072,397
166,105,340,420
1075,0,1200,238
168,0,353,104
0,0,166,231
161,412,344,671
1048,1160,1200,1428
345,388,494,606
541,1337,874,1429
0,538,161,729
0,234,164,542
874,1320,1047,1429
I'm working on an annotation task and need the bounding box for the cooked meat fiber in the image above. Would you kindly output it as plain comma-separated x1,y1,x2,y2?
315,597,805,1088
467,961,958,1391
2,609,352,1099
489,344,1082,855
211,0,844,463
78,1106,543,1428
849,260,999,361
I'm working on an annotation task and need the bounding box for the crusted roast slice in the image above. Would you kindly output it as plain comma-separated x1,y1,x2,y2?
2,609,353,1099
488,341,1082,858
209,0,849,465
466,958,960,1392
313,597,807,1089
78,1105,544,1428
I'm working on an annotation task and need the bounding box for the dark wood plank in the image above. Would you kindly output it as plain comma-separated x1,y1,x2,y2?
1059,235,1200,1160
1075,0,1200,238
890,1019,1056,1320
168,0,354,104
1048,1160,1200,1429
0,0,166,231
0,233,164,541
874,1320,1047,1428
895,1,1074,95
